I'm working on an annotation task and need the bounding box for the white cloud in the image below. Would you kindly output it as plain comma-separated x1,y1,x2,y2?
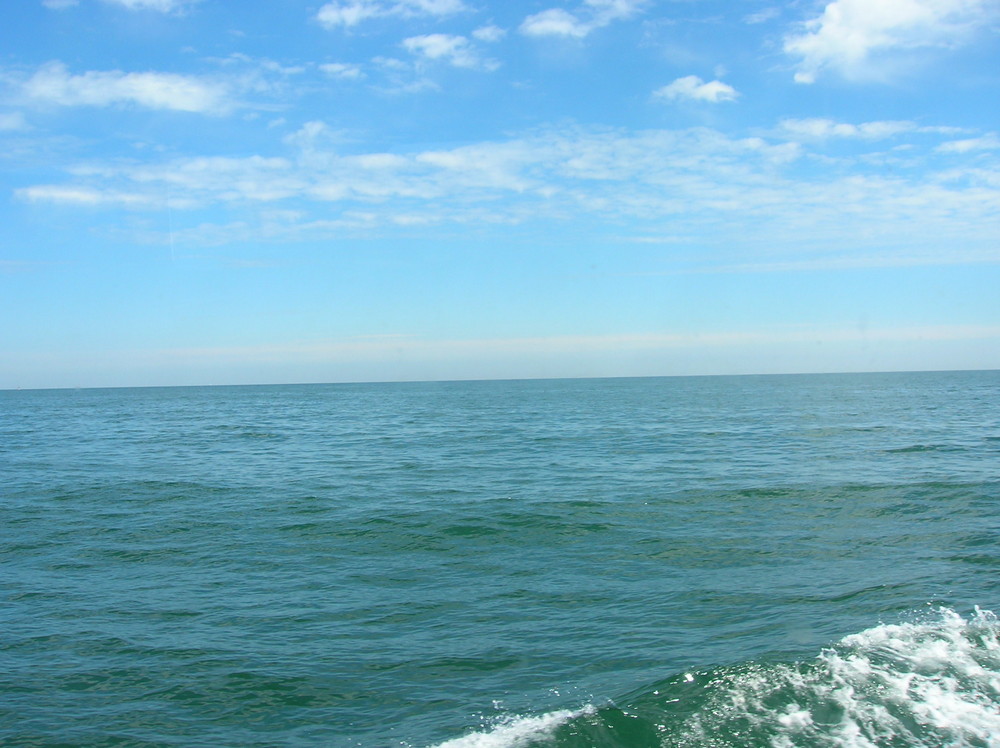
21,62,231,113
779,118,916,139
320,62,364,80
42,0,79,9
403,34,497,70
785,0,995,83
936,134,1000,153
520,0,645,38
316,0,467,29
654,76,739,103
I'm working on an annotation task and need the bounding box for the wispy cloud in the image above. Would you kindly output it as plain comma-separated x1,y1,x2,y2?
472,24,506,43
654,76,739,103
319,62,365,80
0,112,28,131
316,0,468,29
20,61,232,113
745,7,780,25
19,121,1000,273
0,259,68,274
936,133,1000,153
520,0,646,39
102,0,198,12
785,0,996,83
778,118,916,139
17,185,153,206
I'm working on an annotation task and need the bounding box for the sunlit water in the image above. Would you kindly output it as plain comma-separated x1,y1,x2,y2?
2,372,998,746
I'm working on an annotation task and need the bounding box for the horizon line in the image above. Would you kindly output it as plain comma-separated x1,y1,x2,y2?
4,366,997,393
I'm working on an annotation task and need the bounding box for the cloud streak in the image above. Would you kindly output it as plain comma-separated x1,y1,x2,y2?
20,61,232,113
937,134,1000,153
778,118,916,139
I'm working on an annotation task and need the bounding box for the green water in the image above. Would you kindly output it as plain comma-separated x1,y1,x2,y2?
2,372,998,746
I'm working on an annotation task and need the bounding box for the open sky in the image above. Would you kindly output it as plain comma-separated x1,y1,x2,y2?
2,0,999,388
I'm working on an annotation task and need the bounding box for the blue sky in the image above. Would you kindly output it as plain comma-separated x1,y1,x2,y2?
2,0,999,388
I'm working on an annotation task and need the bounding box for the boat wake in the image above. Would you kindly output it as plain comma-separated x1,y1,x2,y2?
431,607,1000,747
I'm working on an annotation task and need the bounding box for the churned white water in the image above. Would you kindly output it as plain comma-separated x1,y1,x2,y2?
438,608,1000,748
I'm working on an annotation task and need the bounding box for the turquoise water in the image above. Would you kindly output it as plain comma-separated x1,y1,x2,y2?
2,371,998,747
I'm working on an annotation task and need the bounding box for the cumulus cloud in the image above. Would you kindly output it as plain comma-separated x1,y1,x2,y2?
402,34,497,70
316,0,467,28
520,0,645,38
785,0,995,83
654,76,739,103
779,118,916,139
21,61,232,113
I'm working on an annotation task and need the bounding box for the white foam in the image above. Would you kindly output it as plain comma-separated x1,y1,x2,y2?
430,707,591,748
764,607,1000,747
823,608,1000,746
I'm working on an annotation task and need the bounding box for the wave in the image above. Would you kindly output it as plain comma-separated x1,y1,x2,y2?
431,607,1000,747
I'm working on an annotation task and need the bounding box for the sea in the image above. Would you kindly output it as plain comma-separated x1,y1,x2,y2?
2,370,999,748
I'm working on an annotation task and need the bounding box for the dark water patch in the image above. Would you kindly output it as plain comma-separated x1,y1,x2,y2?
884,443,964,454
948,553,1000,568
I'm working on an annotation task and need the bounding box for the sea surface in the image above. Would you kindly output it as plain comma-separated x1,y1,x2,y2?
2,371,999,747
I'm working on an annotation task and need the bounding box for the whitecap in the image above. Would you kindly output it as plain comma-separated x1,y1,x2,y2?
429,707,591,748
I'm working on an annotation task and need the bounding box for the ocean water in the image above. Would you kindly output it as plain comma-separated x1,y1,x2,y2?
1,371,998,747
